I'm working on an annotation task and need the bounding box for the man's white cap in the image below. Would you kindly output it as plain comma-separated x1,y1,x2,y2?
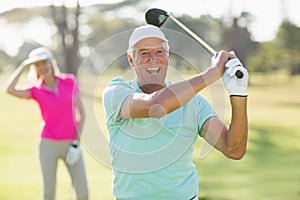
128,24,168,50
24,47,54,65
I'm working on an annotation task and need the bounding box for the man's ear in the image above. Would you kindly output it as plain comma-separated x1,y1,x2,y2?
127,54,134,68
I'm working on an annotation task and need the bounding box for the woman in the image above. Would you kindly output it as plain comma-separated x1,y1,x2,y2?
6,47,89,200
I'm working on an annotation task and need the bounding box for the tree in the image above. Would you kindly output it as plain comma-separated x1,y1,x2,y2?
248,20,300,76
247,42,284,73
222,12,257,68
274,20,300,75
51,1,80,75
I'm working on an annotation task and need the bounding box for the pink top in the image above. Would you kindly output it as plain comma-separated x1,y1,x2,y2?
29,74,79,140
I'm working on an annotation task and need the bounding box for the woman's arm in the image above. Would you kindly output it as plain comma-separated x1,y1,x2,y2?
74,93,85,140
6,61,31,99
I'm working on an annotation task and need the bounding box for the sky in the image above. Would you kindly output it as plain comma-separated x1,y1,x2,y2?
0,0,299,56
151,0,300,41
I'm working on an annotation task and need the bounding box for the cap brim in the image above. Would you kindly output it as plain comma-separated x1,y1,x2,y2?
129,35,168,49
24,55,49,65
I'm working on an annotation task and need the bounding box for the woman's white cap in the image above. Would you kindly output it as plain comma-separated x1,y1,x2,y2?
128,24,168,50
24,47,54,65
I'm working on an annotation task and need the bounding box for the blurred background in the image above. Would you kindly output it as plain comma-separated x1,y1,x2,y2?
0,0,299,199
1,0,300,75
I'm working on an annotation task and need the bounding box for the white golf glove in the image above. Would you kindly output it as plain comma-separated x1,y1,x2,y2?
66,140,81,165
222,57,248,96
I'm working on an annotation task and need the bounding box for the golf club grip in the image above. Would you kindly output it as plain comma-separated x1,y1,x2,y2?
168,15,243,79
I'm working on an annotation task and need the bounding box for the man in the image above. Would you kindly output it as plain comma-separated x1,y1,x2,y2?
102,25,248,200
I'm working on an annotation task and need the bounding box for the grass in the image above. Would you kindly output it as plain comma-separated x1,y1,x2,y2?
0,70,299,200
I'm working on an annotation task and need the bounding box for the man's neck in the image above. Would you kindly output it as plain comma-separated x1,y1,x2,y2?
138,83,165,94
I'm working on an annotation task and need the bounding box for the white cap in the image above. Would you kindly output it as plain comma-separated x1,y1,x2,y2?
128,24,168,50
24,47,54,65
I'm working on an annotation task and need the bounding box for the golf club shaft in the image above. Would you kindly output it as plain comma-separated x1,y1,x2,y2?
169,15,244,79
168,15,216,55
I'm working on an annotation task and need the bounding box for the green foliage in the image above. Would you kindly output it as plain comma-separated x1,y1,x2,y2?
86,15,137,46
275,20,300,51
249,21,300,75
275,21,300,75
248,42,283,73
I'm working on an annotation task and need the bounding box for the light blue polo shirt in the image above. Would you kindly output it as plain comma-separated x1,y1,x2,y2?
102,78,218,200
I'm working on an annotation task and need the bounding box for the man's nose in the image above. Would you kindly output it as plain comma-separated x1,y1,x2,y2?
147,52,158,62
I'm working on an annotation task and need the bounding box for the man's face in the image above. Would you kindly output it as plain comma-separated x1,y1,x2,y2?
128,37,169,88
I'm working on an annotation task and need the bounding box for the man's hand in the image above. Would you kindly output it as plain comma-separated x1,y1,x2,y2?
222,57,248,96
66,140,81,165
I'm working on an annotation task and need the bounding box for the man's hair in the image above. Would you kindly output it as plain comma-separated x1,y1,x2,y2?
127,41,170,59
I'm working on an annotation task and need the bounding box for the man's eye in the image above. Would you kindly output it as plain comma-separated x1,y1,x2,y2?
140,51,148,55
157,48,166,53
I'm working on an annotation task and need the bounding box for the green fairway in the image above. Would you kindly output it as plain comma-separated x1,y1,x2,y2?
0,71,299,200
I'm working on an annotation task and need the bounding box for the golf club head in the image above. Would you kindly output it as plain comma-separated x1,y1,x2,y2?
145,8,169,27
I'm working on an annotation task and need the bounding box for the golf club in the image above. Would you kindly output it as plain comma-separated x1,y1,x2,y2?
145,8,244,79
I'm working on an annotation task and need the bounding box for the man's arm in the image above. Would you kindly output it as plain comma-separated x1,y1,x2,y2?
120,51,235,119
200,55,249,160
200,96,248,160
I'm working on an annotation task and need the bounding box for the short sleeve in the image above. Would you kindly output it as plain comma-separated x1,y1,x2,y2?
63,74,80,96
102,78,135,126
73,77,80,95
196,94,218,136
28,86,38,100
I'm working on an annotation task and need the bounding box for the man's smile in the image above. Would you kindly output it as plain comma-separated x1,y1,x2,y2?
146,67,160,74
